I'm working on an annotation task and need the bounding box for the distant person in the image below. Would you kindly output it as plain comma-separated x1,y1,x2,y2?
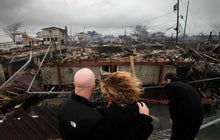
100,71,153,140
164,72,204,140
58,68,153,140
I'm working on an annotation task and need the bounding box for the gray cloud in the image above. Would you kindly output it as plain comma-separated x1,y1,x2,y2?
0,0,31,11
0,0,220,41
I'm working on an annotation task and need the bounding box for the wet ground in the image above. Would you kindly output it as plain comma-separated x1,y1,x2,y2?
196,109,220,140
148,103,220,140
196,123,220,140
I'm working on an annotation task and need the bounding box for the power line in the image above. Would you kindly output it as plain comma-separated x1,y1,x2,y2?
141,12,174,25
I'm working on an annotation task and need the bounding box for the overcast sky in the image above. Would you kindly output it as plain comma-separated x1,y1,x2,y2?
0,0,219,42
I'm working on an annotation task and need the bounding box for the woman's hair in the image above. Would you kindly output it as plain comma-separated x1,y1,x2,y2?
100,71,141,107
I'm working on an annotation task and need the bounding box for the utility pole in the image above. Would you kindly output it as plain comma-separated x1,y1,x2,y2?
176,0,180,45
124,28,127,36
182,0,189,45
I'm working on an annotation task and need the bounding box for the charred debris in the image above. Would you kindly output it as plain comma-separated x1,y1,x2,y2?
0,41,220,116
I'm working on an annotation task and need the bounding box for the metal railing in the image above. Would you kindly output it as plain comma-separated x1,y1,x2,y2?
0,51,32,89
26,43,72,94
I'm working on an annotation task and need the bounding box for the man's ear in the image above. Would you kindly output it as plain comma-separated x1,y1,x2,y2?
92,81,96,89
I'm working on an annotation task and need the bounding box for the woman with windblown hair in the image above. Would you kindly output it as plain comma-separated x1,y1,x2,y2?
99,71,153,140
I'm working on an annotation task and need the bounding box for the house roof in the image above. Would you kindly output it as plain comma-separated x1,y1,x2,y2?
42,26,65,31
21,33,40,42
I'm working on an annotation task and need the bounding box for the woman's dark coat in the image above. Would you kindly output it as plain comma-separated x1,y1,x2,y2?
100,103,153,140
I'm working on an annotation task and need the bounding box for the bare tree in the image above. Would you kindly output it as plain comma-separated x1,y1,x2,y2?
133,25,149,42
1,22,22,42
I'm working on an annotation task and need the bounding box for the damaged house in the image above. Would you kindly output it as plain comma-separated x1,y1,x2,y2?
37,26,68,45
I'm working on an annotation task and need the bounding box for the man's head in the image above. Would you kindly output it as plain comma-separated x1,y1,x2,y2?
164,72,177,84
73,68,96,99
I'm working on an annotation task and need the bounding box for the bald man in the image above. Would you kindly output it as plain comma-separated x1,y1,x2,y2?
58,68,152,140
74,68,96,100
